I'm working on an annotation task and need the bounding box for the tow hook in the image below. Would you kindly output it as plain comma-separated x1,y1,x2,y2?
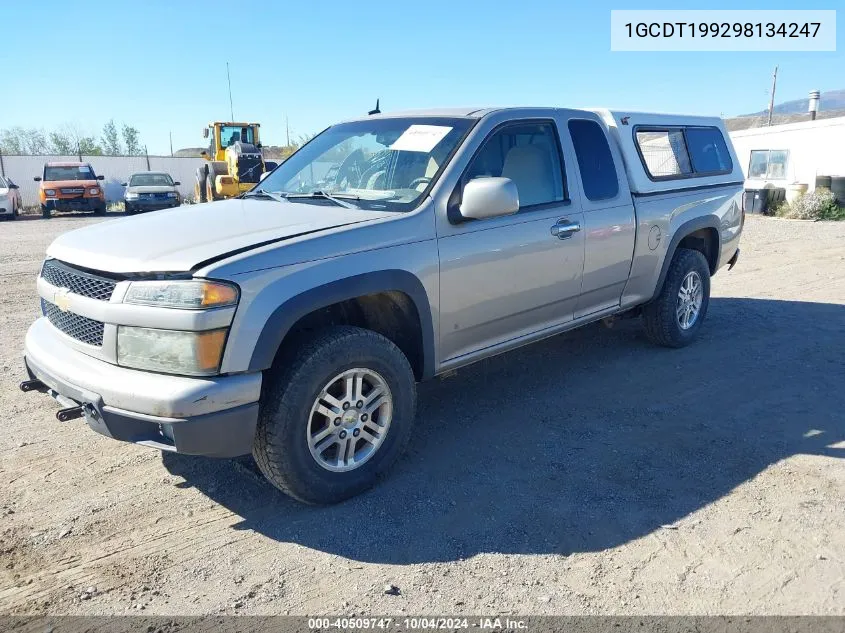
56,405,85,422
19,379,47,393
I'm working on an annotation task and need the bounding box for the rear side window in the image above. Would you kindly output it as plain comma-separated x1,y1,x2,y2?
635,126,732,180
685,127,733,174
568,119,619,201
636,130,691,178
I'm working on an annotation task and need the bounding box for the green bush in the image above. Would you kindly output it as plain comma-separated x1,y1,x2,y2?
776,189,844,221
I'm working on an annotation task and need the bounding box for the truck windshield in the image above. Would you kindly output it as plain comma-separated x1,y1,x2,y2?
219,126,255,147
257,117,475,211
44,165,97,181
129,173,173,186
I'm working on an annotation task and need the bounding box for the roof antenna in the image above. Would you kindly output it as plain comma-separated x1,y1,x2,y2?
368,99,381,116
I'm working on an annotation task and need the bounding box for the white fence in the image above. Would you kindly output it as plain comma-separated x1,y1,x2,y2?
0,155,206,207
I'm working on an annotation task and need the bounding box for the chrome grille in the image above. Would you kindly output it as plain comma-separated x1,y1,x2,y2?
60,188,85,194
41,299,104,346
41,260,116,301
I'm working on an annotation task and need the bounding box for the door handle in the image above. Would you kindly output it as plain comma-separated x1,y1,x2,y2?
550,219,581,239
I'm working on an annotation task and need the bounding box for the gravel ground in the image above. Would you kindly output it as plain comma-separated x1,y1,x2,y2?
0,213,843,615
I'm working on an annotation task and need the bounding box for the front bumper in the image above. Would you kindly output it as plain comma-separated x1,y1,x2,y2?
44,197,104,212
126,198,180,211
23,317,261,457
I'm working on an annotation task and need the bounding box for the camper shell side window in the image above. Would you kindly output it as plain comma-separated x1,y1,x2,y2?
634,125,733,182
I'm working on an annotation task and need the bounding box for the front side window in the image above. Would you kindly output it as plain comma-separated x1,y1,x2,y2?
219,126,255,148
749,149,788,180
44,165,97,181
129,173,174,186
568,119,619,201
257,117,474,211
636,129,692,178
464,121,564,208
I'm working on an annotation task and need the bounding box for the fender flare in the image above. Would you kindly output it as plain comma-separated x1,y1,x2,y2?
651,215,720,302
247,270,436,379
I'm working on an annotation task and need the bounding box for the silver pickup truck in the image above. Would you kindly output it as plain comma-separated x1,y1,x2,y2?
22,107,743,504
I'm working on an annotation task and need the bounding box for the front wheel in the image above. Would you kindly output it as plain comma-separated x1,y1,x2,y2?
641,248,710,348
41,204,51,219
253,326,417,505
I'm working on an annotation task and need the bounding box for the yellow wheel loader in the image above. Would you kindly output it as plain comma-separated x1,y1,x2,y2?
194,122,278,203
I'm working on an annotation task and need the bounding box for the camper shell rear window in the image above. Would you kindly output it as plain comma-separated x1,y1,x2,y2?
634,125,732,181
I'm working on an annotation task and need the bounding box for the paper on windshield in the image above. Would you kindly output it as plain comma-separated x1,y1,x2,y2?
390,125,453,153
78,165,91,173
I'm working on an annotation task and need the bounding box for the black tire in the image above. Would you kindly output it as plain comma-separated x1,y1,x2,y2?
124,203,134,215
642,248,711,348
41,204,51,219
196,166,208,203
93,202,106,216
253,326,417,505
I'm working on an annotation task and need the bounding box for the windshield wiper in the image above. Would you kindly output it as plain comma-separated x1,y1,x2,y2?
241,189,288,203
285,190,359,209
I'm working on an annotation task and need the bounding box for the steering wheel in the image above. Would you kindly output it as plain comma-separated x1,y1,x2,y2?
333,149,365,188
408,177,431,190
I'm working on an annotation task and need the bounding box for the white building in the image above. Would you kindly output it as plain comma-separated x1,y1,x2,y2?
729,116,845,192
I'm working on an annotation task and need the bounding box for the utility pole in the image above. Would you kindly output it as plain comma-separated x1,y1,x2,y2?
145,146,151,170
286,115,290,147
226,62,235,122
767,65,778,127
169,131,173,157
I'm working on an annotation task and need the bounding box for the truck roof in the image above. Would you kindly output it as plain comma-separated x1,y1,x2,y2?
45,161,90,167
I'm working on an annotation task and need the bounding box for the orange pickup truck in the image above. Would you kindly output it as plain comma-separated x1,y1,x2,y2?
34,162,106,218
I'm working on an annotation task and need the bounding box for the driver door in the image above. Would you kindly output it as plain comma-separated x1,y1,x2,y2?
436,118,585,363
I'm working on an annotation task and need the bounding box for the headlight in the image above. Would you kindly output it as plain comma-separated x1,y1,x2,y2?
124,279,239,309
166,192,178,198
88,187,100,195
125,192,139,200
45,189,57,196
117,326,228,376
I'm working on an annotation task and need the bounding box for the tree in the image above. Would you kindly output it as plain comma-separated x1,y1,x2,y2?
101,119,123,155
122,124,141,156
77,137,103,155
49,131,74,155
0,127,25,154
21,128,49,154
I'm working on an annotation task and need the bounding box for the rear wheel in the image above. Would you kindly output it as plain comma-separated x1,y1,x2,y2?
642,248,710,348
253,326,417,505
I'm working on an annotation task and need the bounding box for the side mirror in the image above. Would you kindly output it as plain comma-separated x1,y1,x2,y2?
9,183,19,189
97,175,105,180
34,176,42,182
202,128,209,139
173,181,181,186
120,182,128,187
259,171,271,182
458,177,519,220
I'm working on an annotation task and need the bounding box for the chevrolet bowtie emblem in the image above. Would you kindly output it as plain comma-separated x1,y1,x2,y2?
54,288,72,312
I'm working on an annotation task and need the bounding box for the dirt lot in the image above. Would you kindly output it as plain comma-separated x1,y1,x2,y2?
0,213,843,616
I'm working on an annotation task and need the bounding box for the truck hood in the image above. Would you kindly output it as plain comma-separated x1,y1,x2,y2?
42,179,99,188
47,197,393,274
126,185,177,194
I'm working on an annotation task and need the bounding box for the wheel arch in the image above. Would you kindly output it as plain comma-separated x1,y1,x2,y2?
651,216,720,302
248,270,436,380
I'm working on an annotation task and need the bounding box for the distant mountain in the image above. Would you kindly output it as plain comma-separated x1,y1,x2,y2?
743,88,845,116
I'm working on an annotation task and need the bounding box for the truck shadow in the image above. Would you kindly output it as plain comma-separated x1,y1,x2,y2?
162,297,844,563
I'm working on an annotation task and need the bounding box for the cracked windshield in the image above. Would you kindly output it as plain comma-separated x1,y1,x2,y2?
257,117,473,210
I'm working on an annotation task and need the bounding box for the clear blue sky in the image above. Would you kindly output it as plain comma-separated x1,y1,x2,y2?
3,0,841,154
